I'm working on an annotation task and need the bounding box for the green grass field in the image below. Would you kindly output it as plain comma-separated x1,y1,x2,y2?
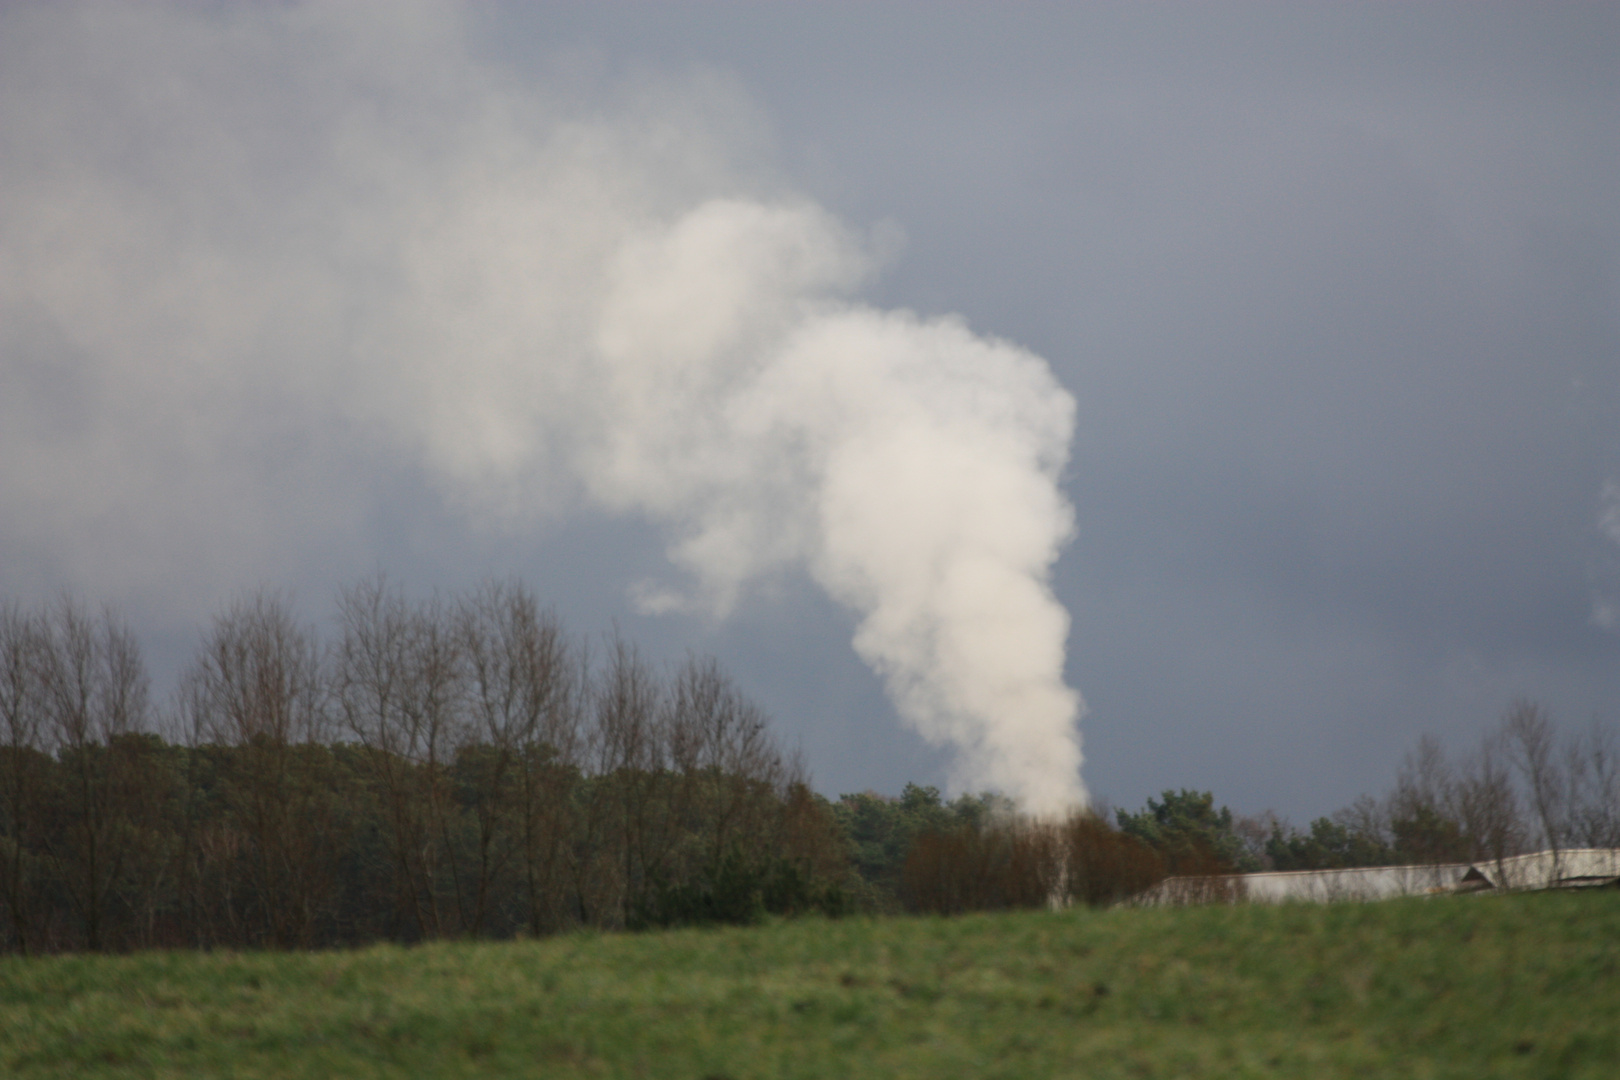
2,891,1617,1079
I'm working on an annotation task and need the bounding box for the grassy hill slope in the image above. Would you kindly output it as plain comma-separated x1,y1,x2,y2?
3,891,1617,1078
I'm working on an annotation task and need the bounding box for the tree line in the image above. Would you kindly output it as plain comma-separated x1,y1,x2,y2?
1258,700,1620,874
0,577,1279,952
837,701,1620,916
832,784,1166,916
9,579,1615,952
0,582,848,954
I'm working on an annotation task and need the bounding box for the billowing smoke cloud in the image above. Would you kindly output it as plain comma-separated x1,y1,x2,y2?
0,2,1085,811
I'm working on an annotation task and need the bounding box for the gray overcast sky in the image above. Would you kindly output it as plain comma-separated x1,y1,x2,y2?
2,2,1617,821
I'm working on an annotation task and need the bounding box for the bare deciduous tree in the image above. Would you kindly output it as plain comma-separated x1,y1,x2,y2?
1332,793,1389,851
456,580,573,936
0,604,48,952
335,576,463,939
1450,731,1522,878
1502,700,1567,875
668,656,785,879
1388,734,1468,865
34,598,153,951
591,635,666,927
1566,719,1620,849
182,591,331,948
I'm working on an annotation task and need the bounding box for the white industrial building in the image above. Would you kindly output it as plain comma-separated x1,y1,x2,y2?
1138,847,1620,905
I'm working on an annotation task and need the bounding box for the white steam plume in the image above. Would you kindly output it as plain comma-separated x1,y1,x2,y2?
0,1,1085,811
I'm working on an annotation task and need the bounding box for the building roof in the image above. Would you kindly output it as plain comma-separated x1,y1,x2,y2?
1137,848,1620,905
